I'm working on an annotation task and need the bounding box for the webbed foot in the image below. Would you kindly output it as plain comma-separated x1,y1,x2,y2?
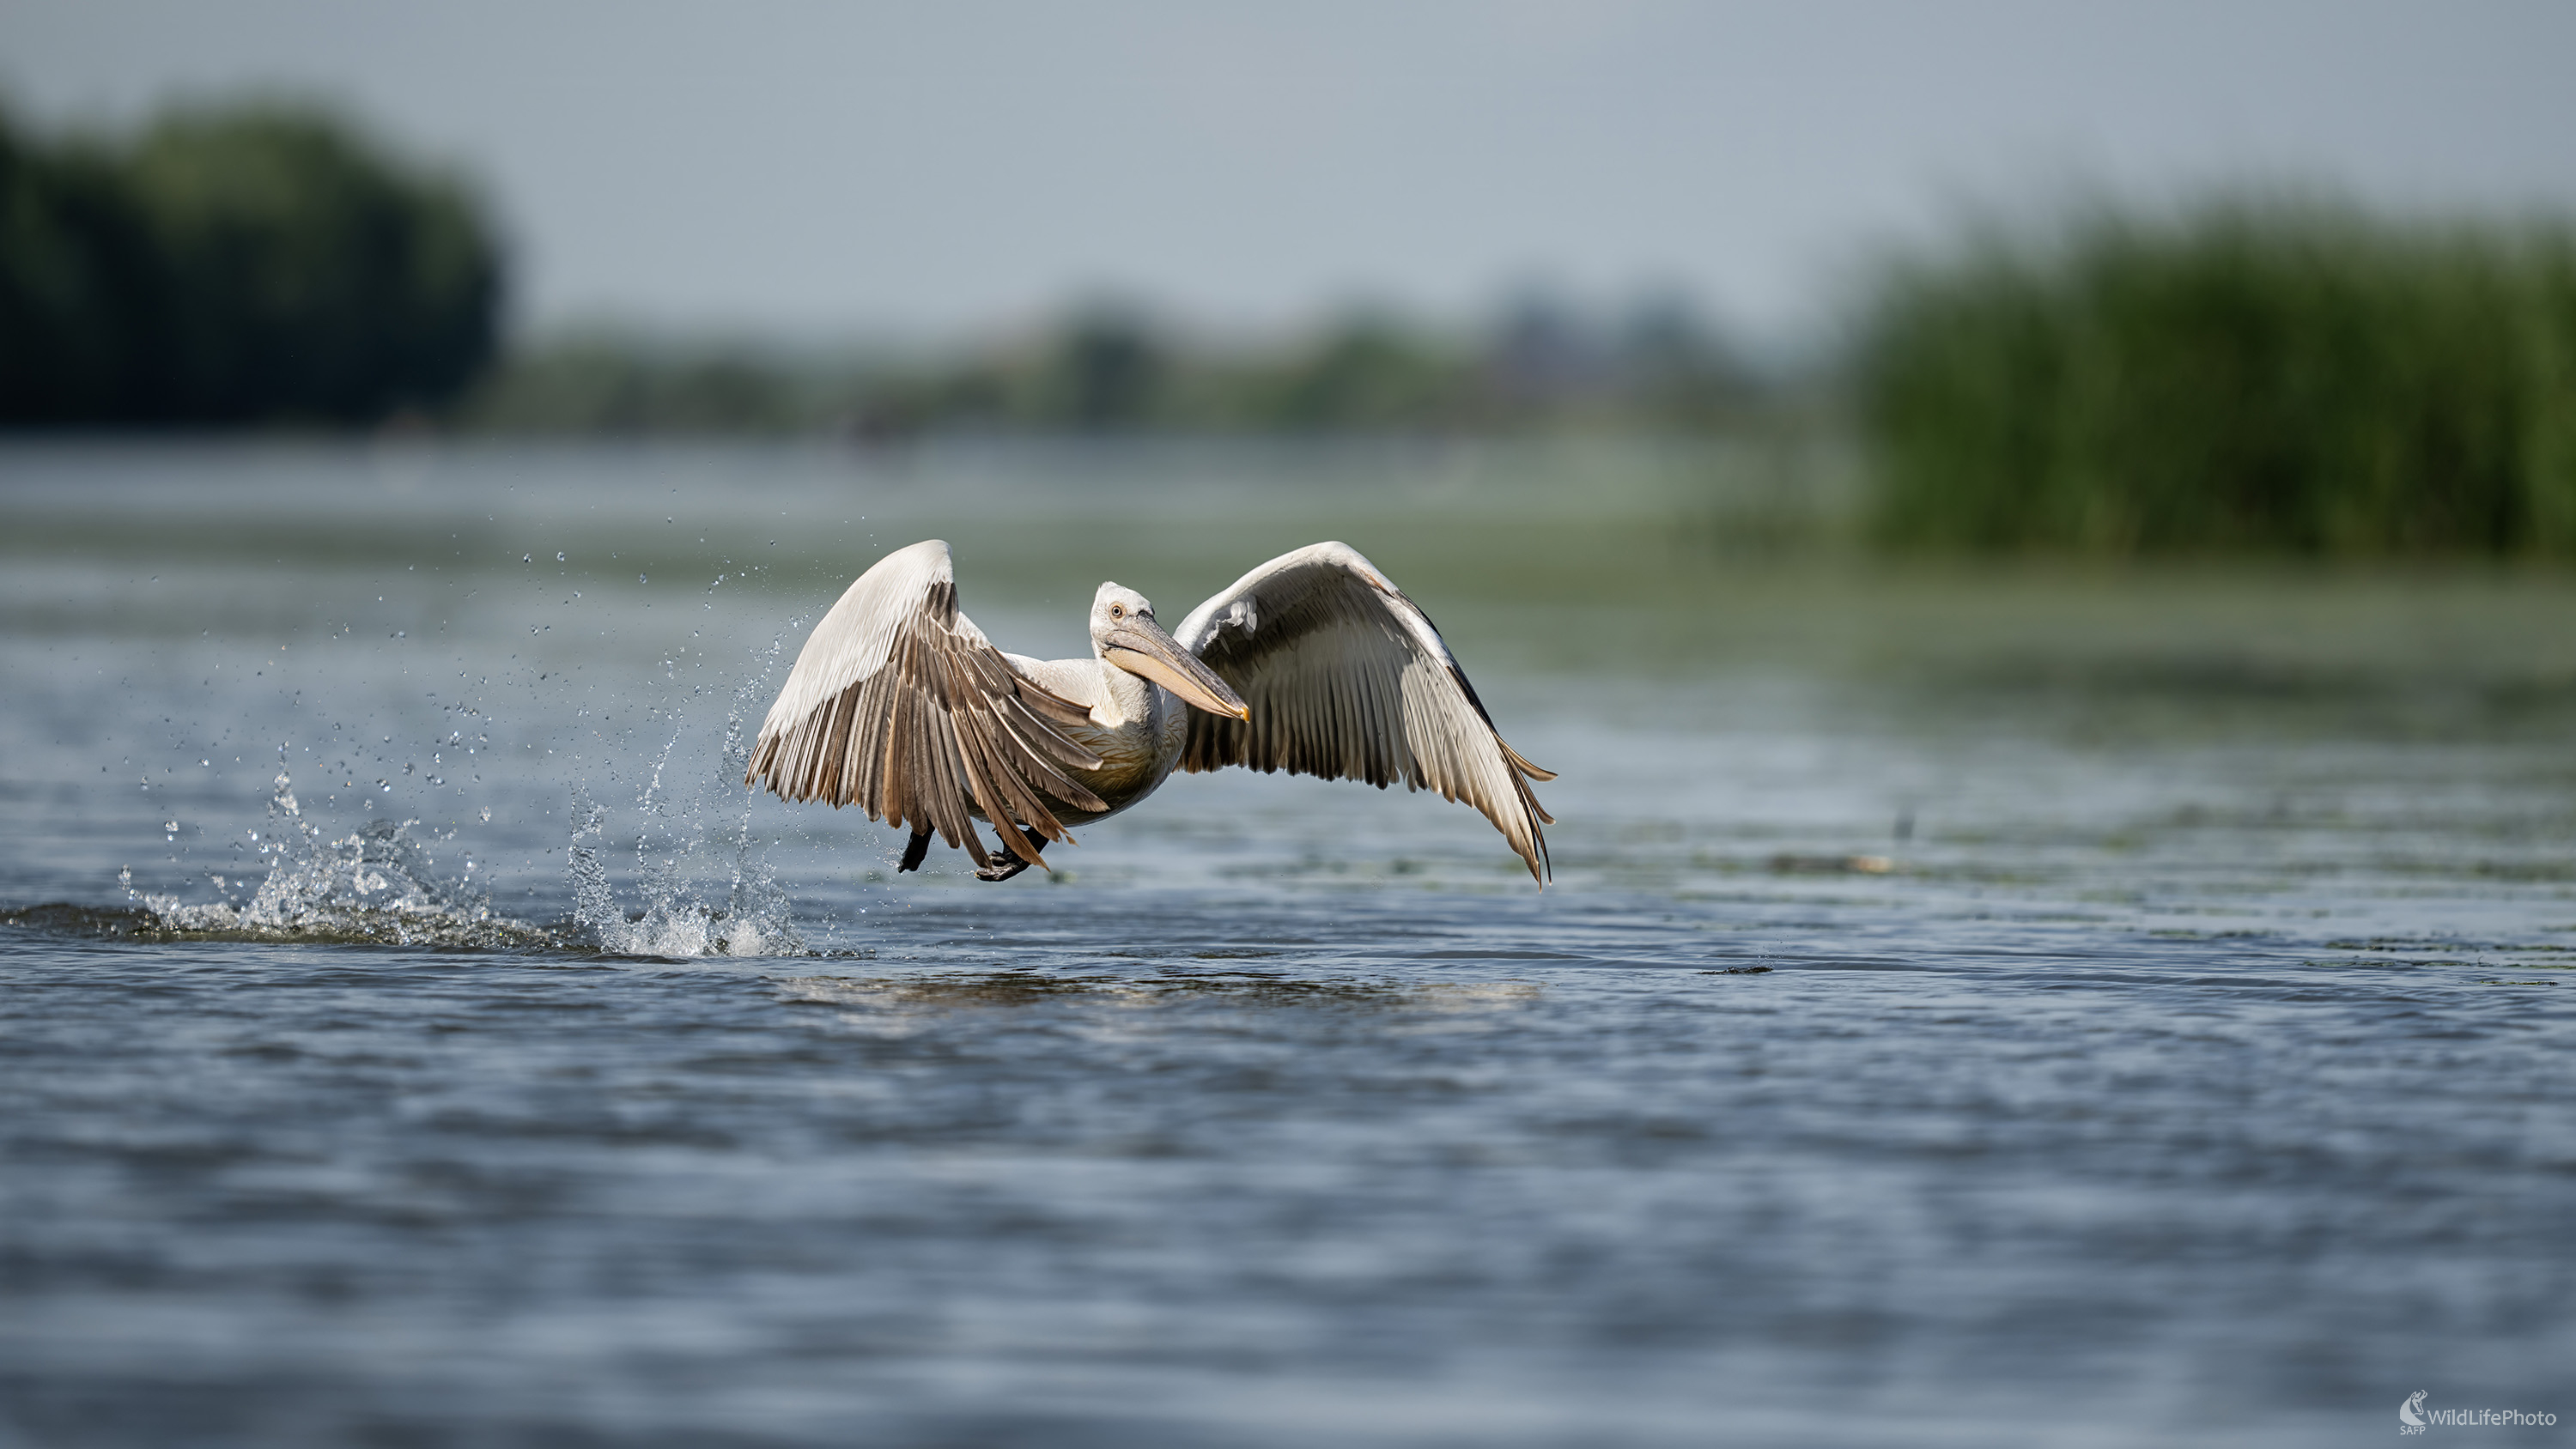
972,826,1053,882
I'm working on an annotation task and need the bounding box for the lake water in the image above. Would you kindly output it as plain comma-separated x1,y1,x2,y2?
3,439,2572,1447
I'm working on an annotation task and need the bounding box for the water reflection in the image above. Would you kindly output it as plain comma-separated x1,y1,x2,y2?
780,969,1546,1012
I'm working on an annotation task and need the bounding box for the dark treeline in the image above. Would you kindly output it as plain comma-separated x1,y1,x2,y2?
460,298,1771,438
0,99,502,427
1857,198,2576,556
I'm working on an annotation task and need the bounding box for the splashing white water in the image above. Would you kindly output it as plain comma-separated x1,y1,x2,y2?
563,648,804,958
567,790,800,957
133,771,566,949
120,630,807,958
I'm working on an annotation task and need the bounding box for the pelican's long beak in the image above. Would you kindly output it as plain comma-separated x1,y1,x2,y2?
1103,617,1249,719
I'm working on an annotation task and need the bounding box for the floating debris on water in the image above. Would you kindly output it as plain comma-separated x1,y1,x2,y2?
1768,853,1896,875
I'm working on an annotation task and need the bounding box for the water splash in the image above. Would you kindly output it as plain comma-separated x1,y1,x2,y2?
566,791,799,957
98,625,810,958
562,649,805,958
124,771,569,949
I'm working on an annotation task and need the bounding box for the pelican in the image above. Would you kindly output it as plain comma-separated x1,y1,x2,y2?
744,540,1554,883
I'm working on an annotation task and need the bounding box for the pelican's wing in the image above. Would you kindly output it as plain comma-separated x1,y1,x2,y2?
744,539,1108,869
1174,542,1555,882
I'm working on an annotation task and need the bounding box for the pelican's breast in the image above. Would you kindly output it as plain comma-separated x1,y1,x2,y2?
1055,715,1171,819
1000,652,1183,823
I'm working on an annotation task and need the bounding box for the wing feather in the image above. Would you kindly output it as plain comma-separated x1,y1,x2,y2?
1176,542,1553,883
745,540,1107,865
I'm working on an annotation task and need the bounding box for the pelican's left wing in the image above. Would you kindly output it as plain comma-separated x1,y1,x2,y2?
1175,542,1555,882
744,539,1108,870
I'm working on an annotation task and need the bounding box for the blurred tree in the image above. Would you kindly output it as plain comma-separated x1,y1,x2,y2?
0,106,161,420
1039,304,1167,430
1485,290,1599,406
0,98,503,427
1616,293,1760,424
1256,313,1470,429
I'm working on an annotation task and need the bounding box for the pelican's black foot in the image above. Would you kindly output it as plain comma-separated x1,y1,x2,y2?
897,829,932,873
972,826,1052,882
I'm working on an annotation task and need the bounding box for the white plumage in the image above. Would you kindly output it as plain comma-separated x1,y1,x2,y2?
747,540,1552,883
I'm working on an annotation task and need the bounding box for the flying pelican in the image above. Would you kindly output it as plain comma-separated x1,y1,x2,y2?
744,540,1554,883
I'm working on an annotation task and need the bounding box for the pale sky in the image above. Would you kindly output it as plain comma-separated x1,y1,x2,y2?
4,1,2571,344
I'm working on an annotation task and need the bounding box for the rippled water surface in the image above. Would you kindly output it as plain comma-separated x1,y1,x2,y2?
3,440,2573,1447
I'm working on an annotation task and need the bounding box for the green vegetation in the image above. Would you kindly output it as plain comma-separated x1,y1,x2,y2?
1856,198,2576,555
458,334,839,434
0,94,1759,438
460,299,1767,438
21,78,2569,544
0,98,501,426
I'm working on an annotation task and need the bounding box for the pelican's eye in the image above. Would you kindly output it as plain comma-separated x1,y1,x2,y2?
1109,603,1125,619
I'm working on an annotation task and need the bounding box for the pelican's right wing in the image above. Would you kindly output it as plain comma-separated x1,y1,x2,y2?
744,540,1108,870
1174,542,1554,882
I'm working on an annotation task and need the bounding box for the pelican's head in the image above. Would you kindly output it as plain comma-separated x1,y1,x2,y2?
1091,583,1249,719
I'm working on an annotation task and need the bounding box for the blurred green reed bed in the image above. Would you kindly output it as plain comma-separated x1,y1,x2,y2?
1856,199,2576,556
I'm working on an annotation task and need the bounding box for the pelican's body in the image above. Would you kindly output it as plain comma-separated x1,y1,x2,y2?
745,540,1553,882
992,658,1176,817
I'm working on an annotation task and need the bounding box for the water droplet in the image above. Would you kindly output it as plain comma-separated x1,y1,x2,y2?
557,552,567,561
